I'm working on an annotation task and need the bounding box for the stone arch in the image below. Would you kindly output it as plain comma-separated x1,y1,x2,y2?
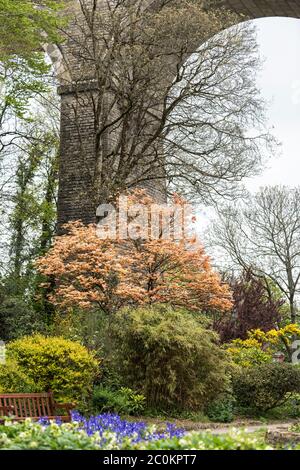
43,43,71,83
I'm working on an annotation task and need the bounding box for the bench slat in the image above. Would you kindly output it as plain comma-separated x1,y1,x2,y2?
31,397,37,417
36,397,42,417
40,397,46,416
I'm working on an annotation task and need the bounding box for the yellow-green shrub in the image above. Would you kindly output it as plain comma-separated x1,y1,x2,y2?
226,345,272,368
0,360,38,393
6,334,99,405
226,325,300,365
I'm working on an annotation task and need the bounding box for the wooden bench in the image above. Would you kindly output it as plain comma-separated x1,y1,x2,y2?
0,392,75,422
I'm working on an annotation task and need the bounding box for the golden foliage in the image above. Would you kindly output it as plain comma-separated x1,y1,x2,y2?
36,191,232,315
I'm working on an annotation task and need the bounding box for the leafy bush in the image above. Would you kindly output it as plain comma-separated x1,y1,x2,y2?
6,334,99,405
206,395,235,423
286,394,300,419
232,363,300,413
262,393,300,420
291,421,300,433
226,325,300,365
227,345,272,368
92,386,145,415
0,361,38,393
110,304,231,411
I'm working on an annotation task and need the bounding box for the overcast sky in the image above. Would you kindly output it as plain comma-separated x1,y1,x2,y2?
244,17,300,192
198,17,300,235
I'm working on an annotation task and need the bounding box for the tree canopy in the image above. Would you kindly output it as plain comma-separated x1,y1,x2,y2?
0,0,63,63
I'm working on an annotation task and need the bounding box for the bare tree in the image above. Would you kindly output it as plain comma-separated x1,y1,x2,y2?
58,0,274,210
208,186,300,323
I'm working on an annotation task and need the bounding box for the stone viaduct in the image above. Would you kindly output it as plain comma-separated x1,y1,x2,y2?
46,1,300,228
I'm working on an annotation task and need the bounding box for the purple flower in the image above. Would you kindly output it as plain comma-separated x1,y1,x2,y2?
70,412,185,444
40,412,185,446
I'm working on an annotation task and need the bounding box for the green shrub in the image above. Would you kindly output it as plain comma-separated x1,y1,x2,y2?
0,297,46,341
6,334,100,405
110,304,231,411
232,363,300,413
206,395,235,423
286,394,300,418
92,386,145,415
260,393,300,420
291,422,300,433
0,360,38,393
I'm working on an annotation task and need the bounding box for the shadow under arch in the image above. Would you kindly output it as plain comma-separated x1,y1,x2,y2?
148,0,300,20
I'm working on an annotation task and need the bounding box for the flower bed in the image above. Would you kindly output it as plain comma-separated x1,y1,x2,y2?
0,413,185,450
71,412,185,444
0,412,283,450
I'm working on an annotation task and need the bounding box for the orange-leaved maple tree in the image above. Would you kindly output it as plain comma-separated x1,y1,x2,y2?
36,191,232,315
